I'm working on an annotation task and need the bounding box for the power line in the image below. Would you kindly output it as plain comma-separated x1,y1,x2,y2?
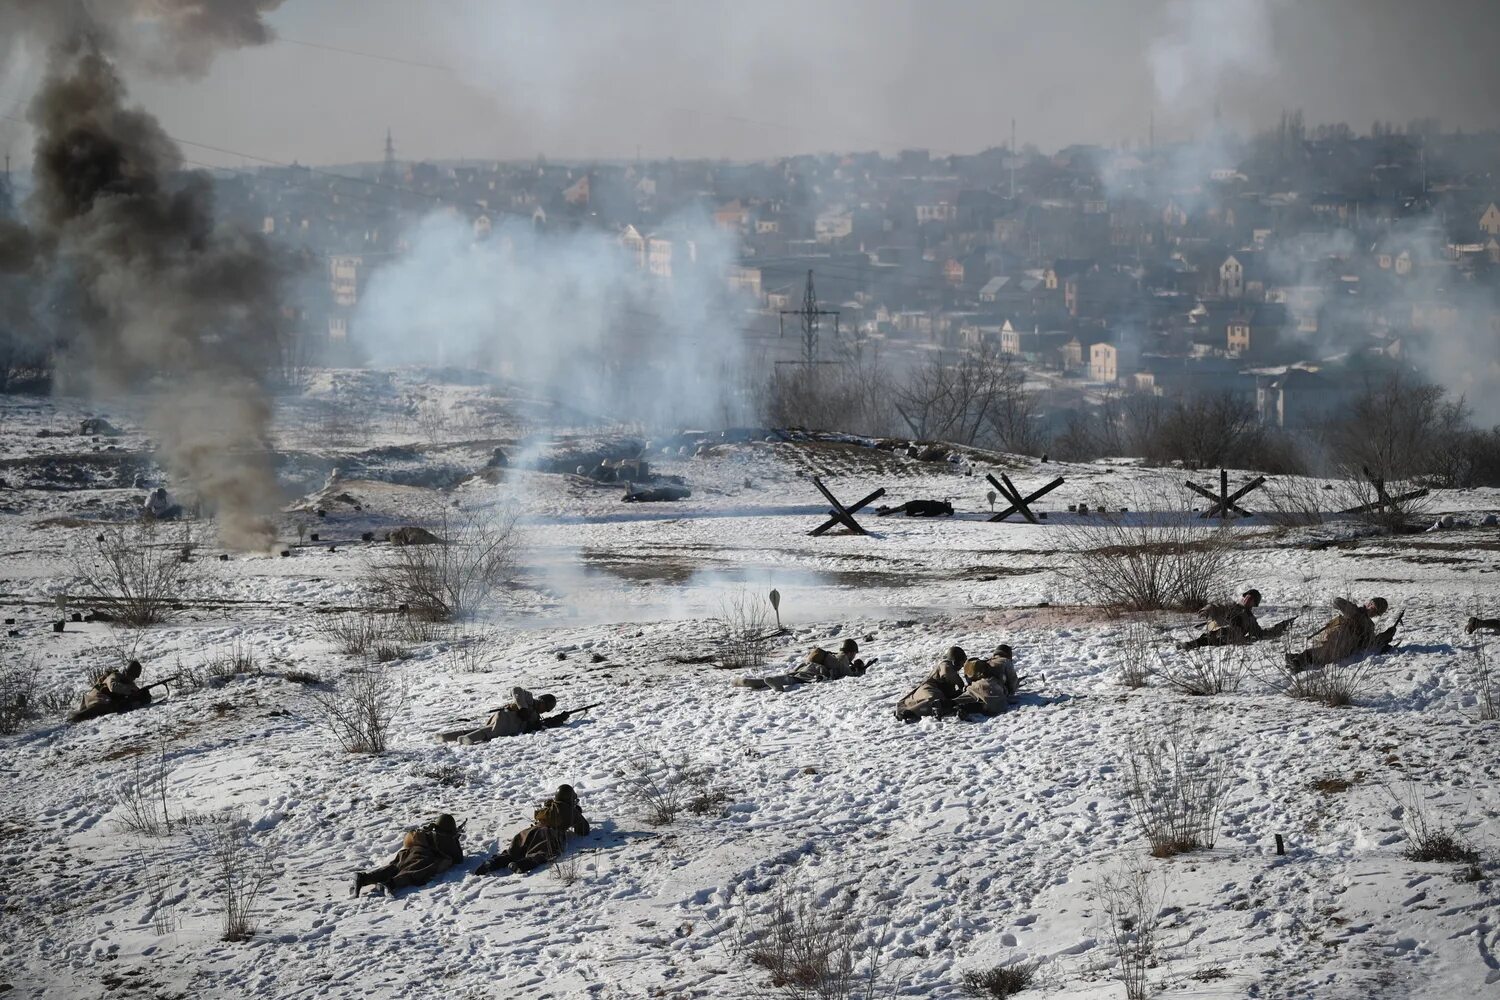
276,37,453,72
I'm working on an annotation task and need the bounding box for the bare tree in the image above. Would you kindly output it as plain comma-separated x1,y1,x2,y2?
1322,372,1469,484
1151,391,1263,468
891,347,1031,448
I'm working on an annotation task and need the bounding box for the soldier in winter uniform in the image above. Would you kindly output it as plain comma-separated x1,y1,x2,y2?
733,639,866,691
439,688,573,744
895,646,966,721
352,813,464,896
473,785,590,875
954,645,1021,716
69,660,153,723
1180,590,1264,650
1287,596,1391,673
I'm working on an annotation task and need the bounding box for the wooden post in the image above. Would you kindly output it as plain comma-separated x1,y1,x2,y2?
1274,833,1285,856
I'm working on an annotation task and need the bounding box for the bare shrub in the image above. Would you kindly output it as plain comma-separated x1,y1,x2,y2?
1095,861,1165,1000
622,749,727,827
1117,624,1156,689
111,742,176,836
1466,645,1496,722
1059,490,1234,612
370,509,519,621
204,642,257,684
1255,639,1380,708
0,658,39,734
622,750,693,827
1258,477,1332,528
373,642,408,664
729,880,894,1000
1147,645,1245,696
305,668,407,755
1330,472,1433,534
199,809,278,942
1122,712,1230,858
318,611,391,656
391,615,446,645
959,961,1039,998
73,525,196,627
550,850,582,888
448,638,489,674
1391,784,1482,865
716,588,773,670
414,762,469,788
279,669,322,686
413,399,452,445
1147,390,1263,469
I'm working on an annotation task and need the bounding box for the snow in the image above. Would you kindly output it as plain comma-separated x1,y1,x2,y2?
1,370,1498,999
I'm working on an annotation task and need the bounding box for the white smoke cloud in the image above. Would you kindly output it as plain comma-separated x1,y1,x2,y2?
354,211,752,430
1148,0,1279,120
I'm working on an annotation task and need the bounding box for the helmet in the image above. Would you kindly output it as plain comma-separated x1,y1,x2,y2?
946,645,967,665
1243,589,1262,606
125,660,142,678
840,639,859,655
1368,596,1388,615
555,784,577,807
995,644,1013,659
435,813,457,834
539,693,558,712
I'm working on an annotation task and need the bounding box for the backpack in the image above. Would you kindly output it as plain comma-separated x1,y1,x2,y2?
533,798,573,831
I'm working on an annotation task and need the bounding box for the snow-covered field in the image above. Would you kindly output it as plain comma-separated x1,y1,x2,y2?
2,369,1498,1000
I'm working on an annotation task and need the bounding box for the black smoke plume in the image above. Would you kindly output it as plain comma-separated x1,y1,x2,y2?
2,1,289,548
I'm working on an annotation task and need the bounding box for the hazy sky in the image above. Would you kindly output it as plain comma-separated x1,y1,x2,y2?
3,0,1499,167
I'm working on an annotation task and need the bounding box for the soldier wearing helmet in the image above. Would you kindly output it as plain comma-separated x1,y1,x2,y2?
1286,596,1391,673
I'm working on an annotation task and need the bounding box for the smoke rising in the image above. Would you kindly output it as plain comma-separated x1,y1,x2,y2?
355,212,752,430
1,1,288,549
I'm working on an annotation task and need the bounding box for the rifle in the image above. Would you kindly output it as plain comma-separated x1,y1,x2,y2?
553,702,601,721
141,675,183,695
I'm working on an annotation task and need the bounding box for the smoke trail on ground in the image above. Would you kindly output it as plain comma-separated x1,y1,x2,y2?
0,2,289,548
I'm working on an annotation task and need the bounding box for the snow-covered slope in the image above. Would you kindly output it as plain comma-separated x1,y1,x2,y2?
1,376,1497,999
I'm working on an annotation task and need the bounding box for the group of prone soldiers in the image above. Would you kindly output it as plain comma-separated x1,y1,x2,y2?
1177,589,1410,673
896,644,1020,722
353,784,589,896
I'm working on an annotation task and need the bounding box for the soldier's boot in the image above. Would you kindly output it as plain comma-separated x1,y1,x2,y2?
352,871,370,897
1178,634,1211,652
474,852,513,876
732,677,770,690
